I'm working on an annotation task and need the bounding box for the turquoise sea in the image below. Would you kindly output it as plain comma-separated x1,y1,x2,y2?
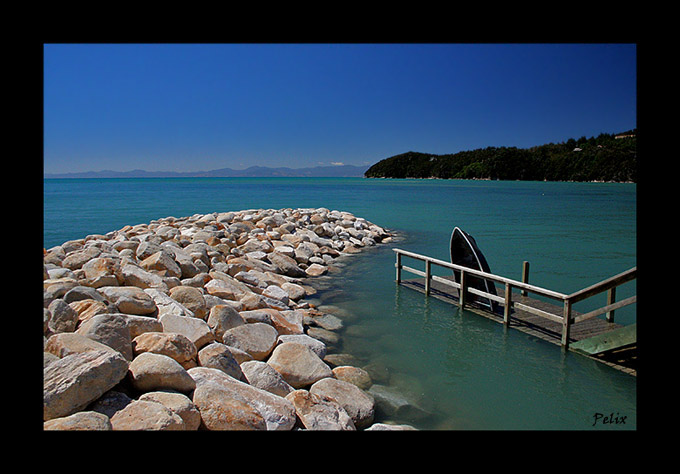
43,177,637,430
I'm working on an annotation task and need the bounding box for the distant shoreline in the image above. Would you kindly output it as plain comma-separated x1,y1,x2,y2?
364,176,636,184
43,175,635,184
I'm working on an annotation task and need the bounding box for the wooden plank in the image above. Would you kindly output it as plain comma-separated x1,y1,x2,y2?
573,295,637,324
504,282,512,325
567,267,637,303
521,261,530,296
570,324,637,355
431,274,459,289
459,270,467,308
606,287,616,322
395,252,401,284
467,285,505,304
514,301,564,324
402,265,427,278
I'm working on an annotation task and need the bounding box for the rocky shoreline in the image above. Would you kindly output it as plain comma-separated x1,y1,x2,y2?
43,207,417,430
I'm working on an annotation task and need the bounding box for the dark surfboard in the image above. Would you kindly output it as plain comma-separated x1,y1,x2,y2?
449,227,498,312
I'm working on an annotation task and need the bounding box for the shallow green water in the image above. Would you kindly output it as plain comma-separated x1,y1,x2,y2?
44,177,637,429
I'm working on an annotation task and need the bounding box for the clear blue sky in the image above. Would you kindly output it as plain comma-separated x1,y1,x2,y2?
43,43,637,174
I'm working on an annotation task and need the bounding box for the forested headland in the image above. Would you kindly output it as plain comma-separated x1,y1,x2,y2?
364,131,637,182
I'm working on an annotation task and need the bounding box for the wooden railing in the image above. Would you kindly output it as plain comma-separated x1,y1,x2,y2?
394,248,637,349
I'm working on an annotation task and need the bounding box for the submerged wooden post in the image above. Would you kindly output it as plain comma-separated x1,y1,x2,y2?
425,260,431,295
521,261,530,296
395,252,402,284
561,298,572,348
606,287,616,322
504,282,512,326
459,270,467,309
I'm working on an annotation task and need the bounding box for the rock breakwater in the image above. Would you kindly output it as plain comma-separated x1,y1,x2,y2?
43,207,416,430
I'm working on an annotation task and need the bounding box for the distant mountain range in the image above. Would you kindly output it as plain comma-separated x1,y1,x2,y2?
44,164,370,179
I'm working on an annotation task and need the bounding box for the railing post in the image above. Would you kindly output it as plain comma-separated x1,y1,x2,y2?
606,287,616,322
395,252,402,284
459,270,467,309
425,260,431,295
504,282,512,326
521,261,530,296
561,298,572,349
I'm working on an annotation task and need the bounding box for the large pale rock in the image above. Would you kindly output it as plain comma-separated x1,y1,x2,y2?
139,391,201,430
44,350,129,421
116,313,164,339
189,367,296,431
82,257,122,287
197,342,245,380
270,309,305,335
69,299,109,325
222,322,278,361
63,285,107,304
62,247,100,270
110,400,186,430
266,342,333,389
44,278,79,300
169,286,207,320
75,313,133,361
262,285,289,305
332,366,372,390
267,252,306,278
171,248,202,279
208,270,253,299
204,279,239,300
285,389,355,431
234,270,263,287
144,288,195,318
128,352,196,393
135,240,164,261
240,360,294,397
310,377,375,429
132,332,197,367
192,382,266,430
45,332,117,358
97,286,157,315
140,251,182,278
305,263,328,277
238,293,268,311
294,242,317,264
47,299,79,334
281,282,306,301
277,334,327,359
44,411,112,430
121,264,168,290
239,309,273,324
159,313,214,349
207,304,245,340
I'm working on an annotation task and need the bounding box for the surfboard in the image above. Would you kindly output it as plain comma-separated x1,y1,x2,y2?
449,227,498,312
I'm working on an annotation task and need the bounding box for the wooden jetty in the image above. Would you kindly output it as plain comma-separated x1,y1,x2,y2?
394,248,637,376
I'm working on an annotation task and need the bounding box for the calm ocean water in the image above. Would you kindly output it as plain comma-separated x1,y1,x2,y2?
43,177,637,430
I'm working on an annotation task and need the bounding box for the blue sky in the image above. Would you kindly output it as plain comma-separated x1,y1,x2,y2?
43,43,636,174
